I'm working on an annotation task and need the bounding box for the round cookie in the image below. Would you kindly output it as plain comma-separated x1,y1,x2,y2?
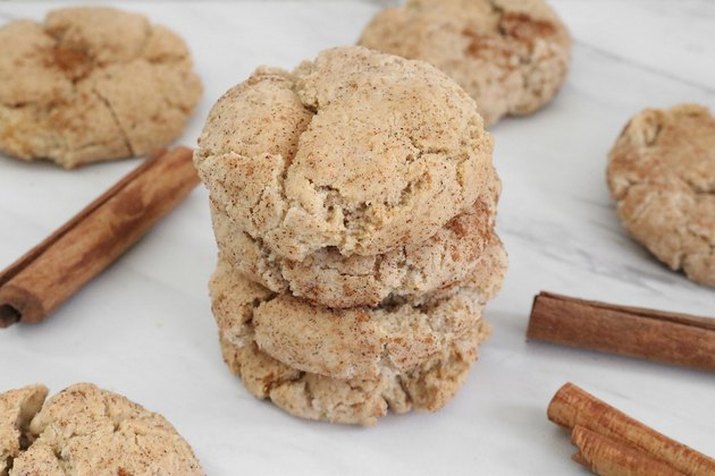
607,104,715,287
209,242,504,381
210,179,500,308
219,323,487,426
195,46,494,261
1,383,203,475
0,7,202,168
358,0,571,126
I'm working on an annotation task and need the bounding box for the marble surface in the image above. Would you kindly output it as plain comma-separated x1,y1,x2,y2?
0,1,713,474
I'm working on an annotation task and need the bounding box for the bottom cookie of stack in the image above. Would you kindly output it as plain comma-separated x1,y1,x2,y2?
210,246,505,425
220,326,487,426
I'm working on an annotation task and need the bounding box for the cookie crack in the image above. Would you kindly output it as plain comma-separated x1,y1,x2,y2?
52,443,72,476
247,184,274,231
485,0,505,24
275,77,459,254
645,123,663,147
688,222,715,249
266,371,306,395
683,175,715,196
136,22,156,63
248,83,317,246
620,183,657,225
253,235,290,290
0,387,48,474
240,266,480,379
389,375,413,410
3,455,12,475
91,86,134,156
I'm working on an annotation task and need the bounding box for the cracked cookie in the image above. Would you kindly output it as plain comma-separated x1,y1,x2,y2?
358,0,571,126
210,257,503,381
219,316,489,426
0,6,202,168
210,179,501,308
195,46,494,261
608,104,715,287
0,383,203,475
0,385,47,476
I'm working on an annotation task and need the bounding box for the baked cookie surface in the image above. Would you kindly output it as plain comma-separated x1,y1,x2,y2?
0,385,47,476
358,0,571,126
211,179,501,308
0,7,202,168
220,326,486,426
210,255,504,382
608,104,715,287
0,383,203,475
196,46,493,261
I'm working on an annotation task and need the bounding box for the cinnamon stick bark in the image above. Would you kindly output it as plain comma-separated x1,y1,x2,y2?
0,146,198,327
571,426,687,476
527,292,715,372
548,383,715,476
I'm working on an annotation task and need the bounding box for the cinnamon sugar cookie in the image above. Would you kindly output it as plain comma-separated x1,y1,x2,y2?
0,7,202,168
220,325,486,426
0,383,203,475
608,104,715,287
209,257,503,381
0,385,47,476
195,46,493,261
358,0,571,126
210,180,500,308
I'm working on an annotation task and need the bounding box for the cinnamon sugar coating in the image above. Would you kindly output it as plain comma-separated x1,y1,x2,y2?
0,384,203,475
210,178,501,308
196,46,494,261
0,7,202,168
608,104,715,286
358,0,571,126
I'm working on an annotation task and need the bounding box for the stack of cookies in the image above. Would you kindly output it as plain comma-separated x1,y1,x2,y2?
195,47,507,425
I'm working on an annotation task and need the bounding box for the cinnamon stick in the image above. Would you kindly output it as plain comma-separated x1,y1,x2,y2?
571,426,687,476
548,383,715,475
571,451,589,466
0,146,198,327
527,291,715,372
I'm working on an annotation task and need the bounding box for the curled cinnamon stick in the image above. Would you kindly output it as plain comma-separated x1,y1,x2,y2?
0,146,198,327
527,292,715,372
548,383,715,476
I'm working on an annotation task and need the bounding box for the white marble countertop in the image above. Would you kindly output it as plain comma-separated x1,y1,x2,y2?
0,1,713,474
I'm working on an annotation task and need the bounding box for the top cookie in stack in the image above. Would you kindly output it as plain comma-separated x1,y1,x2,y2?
195,46,507,424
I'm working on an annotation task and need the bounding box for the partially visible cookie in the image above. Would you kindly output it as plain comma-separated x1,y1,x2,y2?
0,7,202,168
220,321,488,426
211,179,500,308
0,383,203,475
608,104,715,287
0,385,48,476
196,46,493,261
358,0,571,126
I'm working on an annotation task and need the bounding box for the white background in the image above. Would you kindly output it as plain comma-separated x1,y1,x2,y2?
0,1,713,474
